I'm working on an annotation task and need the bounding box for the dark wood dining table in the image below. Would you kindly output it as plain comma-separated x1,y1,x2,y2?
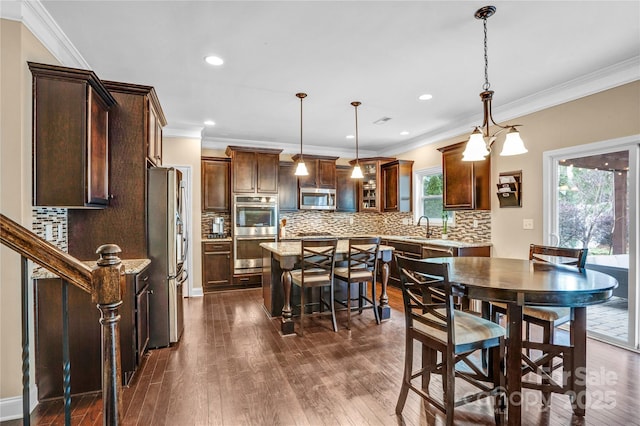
424,256,618,425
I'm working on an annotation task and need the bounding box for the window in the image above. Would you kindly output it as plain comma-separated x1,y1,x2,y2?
414,167,454,226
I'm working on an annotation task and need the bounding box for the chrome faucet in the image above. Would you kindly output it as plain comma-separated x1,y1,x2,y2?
417,215,433,238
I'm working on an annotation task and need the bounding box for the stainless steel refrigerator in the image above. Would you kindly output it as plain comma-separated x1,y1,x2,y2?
147,167,187,348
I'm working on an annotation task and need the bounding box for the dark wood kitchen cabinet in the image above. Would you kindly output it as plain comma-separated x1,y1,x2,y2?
336,165,357,212
68,81,166,260
146,99,165,166
438,141,491,210
35,265,149,399
225,146,282,194
291,154,338,189
29,62,116,208
381,159,414,212
202,241,232,292
350,157,395,212
278,162,298,211
202,157,230,212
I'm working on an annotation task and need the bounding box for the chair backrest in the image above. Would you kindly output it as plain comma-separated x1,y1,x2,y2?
299,238,338,284
346,236,380,278
529,244,588,268
396,254,460,345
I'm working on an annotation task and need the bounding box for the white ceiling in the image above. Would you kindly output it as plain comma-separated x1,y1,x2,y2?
31,1,640,157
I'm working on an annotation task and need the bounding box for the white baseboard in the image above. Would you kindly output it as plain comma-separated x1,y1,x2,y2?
0,387,38,422
190,287,203,297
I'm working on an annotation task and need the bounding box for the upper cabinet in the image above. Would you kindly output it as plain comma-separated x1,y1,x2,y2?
69,80,166,259
225,146,282,194
438,141,491,210
291,155,338,189
146,94,166,166
350,157,395,212
29,62,116,208
278,162,298,212
381,160,414,212
336,165,357,212
202,157,230,212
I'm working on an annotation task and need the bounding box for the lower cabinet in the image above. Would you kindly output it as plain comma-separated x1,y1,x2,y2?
381,240,423,287
35,265,149,399
381,239,491,287
202,241,232,292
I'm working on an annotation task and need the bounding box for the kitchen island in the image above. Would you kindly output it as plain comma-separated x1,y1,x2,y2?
261,239,395,335
260,236,491,335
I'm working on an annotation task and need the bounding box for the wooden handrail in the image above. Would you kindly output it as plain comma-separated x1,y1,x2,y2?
0,213,92,293
1,213,124,424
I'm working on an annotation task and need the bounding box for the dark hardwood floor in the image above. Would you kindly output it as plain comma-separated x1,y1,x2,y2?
6,286,639,425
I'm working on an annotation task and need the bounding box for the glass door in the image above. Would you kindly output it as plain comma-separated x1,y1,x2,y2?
544,137,638,350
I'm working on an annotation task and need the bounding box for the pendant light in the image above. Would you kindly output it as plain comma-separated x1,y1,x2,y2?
350,101,364,179
462,5,528,161
294,92,309,176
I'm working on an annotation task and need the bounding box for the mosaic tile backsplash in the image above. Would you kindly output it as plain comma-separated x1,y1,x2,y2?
201,209,491,242
33,207,68,251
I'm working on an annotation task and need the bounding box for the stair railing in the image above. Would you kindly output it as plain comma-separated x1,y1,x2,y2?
1,213,123,425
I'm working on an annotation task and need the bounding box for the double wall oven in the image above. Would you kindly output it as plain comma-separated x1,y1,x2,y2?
233,195,278,274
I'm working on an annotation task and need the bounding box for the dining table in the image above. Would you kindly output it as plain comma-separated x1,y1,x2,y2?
260,240,395,335
424,256,618,425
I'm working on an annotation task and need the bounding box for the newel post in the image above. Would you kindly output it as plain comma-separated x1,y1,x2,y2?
92,244,124,425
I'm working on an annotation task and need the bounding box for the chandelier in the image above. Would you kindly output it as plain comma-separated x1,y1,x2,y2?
462,5,528,162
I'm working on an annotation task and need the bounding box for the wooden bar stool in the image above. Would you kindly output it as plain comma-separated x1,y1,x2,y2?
290,238,338,336
491,244,588,405
334,237,381,330
395,254,506,426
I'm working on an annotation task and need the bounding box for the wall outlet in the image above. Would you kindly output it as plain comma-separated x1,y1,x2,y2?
349,216,354,225
473,219,478,228
523,219,534,230
402,218,409,225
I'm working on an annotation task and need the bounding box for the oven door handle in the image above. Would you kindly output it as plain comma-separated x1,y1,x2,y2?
235,203,277,208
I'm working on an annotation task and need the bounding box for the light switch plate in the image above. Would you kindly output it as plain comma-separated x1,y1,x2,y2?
523,219,534,230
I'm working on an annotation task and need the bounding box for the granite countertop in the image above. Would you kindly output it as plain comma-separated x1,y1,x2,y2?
278,234,491,248
32,258,150,280
380,236,491,248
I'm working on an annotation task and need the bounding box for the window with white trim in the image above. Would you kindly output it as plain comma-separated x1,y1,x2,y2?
414,167,454,226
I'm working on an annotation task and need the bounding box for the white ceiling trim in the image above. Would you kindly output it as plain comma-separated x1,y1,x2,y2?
6,0,89,69
201,136,376,159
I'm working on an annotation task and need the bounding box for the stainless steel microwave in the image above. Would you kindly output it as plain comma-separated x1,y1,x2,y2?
299,188,336,210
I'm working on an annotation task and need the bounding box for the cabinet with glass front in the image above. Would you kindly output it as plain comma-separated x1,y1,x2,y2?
349,157,395,212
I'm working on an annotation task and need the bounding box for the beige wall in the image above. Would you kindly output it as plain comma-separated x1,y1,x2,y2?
163,136,204,292
396,81,640,259
1,19,59,400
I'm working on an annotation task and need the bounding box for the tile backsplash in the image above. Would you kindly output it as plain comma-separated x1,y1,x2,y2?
201,209,491,242
33,207,68,251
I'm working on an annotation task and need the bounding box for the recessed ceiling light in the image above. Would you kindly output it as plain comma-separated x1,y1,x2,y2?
400,131,410,136
204,120,216,126
418,94,433,101
204,56,224,66
346,135,354,139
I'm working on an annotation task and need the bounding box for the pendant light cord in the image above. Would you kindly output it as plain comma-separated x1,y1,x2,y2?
483,16,491,91
351,101,361,164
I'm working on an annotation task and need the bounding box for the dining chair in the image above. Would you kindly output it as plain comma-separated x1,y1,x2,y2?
290,238,338,336
491,243,588,405
395,255,506,426
333,236,381,330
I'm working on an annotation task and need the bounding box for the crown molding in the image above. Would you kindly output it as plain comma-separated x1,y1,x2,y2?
2,0,89,69
163,126,204,140
378,56,640,157
201,136,375,159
